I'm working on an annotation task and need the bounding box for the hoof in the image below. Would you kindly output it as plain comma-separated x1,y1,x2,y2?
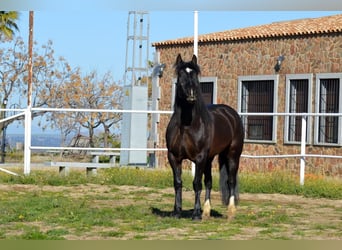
173,210,182,219
202,200,211,219
227,195,237,220
192,210,202,221
173,214,181,219
192,214,202,221
227,204,237,220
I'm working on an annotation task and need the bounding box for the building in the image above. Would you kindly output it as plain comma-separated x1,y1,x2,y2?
152,14,342,175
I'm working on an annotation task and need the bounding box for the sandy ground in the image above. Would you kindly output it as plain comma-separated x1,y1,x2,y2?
0,183,341,239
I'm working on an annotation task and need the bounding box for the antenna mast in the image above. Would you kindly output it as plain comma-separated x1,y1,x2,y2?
124,11,150,86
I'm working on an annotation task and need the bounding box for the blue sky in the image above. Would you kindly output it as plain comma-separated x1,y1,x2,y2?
15,11,342,84
5,9,342,134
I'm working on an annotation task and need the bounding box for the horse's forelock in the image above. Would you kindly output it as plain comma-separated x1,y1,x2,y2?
175,60,201,75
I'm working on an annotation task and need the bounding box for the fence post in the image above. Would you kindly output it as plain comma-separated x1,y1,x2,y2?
299,115,307,185
24,107,32,175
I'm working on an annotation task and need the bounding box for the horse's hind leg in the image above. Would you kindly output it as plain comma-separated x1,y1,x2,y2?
219,153,229,206
226,155,240,220
202,158,213,219
219,151,240,220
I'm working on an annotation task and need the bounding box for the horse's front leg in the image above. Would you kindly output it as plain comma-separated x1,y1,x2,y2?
168,152,183,218
202,158,213,219
192,159,205,220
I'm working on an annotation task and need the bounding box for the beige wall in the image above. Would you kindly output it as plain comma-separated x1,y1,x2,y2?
154,34,342,175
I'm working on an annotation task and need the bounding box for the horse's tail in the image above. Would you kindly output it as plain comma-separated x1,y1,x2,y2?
219,164,229,206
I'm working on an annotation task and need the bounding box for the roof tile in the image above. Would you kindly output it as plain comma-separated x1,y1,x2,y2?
152,14,342,47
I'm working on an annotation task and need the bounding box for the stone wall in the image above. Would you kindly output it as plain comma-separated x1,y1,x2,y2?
154,33,342,176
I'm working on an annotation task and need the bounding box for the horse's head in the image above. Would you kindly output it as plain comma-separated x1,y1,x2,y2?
174,54,201,104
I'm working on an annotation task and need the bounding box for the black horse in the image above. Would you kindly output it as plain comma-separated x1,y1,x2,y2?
166,54,244,220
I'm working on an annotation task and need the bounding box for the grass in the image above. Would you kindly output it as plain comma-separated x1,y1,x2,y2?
0,167,341,239
1,167,341,199
238,170,342,199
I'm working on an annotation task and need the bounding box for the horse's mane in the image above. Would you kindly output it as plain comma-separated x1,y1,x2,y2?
173,55,210,125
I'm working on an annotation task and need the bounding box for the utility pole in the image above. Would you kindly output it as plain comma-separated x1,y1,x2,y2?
28,11,33,107
0,98,8,163
24,11,34,175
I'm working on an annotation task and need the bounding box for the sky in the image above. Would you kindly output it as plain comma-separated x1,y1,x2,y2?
15,10,342,84
2,4,342,134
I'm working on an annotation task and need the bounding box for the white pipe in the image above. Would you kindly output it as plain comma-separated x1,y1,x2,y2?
0,112,25,123
7,106,340,180
241,154,302,159
29,107,173,114
24,107,32,175
194,10,198,57
241,154,342,159
0,167,19,176
300,116,307,186
28,144,342,159
192,10,198,177
25,107,341,117
30,146,168,151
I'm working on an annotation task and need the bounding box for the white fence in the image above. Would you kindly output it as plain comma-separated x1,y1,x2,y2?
0,107,341,185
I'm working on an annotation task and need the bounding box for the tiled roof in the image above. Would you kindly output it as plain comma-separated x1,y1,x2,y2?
152,14,342,47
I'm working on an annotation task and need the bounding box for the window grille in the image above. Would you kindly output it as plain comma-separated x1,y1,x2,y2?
171,77,217,108
288,79,309,142
318,78,340,144
200,82,214,105
241,80,274,141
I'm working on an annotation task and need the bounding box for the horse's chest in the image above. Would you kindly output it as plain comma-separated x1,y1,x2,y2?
174,128,209,159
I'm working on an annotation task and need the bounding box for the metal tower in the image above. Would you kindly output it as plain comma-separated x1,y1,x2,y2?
124,11,150,86
120,11,150,166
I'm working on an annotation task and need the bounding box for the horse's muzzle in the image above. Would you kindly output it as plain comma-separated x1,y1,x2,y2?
186,96,196,102
186,89,196,102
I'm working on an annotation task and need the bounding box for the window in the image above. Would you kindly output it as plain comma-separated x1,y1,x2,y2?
200,81,214,105
315,73,342,145
285,74,312,144
171,77,217,108
238,75,278,142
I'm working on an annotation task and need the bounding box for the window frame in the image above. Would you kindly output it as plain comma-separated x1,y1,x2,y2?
238,75,279,143
314,73,342,146
284,74,313,145
171,76,217,109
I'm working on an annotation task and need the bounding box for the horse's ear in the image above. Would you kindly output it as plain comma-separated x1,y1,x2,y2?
176,54,183,65
191,55,197,65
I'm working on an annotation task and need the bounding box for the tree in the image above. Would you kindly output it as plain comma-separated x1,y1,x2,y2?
0,11,19,162
41,70,122,148
0,11,19,40
0,34,123,152
0,37,67,110
0,37,26,162
0,36,75,151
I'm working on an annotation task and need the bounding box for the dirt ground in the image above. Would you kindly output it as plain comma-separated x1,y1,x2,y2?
0,184,341,239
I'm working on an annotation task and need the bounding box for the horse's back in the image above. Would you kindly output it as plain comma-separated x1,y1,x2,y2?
208,104,242,131
208,104,244,155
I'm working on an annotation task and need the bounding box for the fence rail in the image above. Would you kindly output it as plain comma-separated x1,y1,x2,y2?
0,107,341,185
